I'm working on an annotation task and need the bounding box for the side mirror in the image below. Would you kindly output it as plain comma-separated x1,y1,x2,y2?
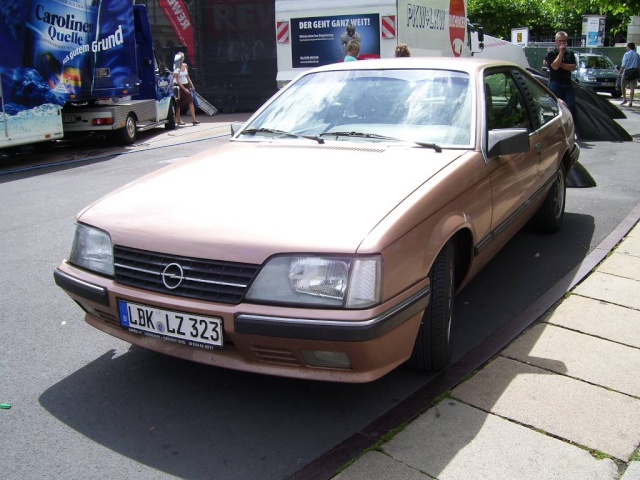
230,122,245,136
487,128,529,158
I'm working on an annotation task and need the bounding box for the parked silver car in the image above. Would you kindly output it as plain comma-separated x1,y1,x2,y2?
573,52,622,98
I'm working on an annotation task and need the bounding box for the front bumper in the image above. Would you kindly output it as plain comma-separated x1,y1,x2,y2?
54,262,429,383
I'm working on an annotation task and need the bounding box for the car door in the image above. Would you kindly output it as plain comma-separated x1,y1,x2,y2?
511,70,566,190
483,69,540,241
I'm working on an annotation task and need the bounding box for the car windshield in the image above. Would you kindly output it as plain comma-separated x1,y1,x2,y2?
580,56,615,69
240,69,474,148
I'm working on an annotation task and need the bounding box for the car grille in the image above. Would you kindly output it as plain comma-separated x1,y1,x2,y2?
251,345,302,367
113,246,260,304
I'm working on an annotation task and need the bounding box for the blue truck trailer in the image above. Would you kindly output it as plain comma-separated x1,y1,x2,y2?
0,0,176,150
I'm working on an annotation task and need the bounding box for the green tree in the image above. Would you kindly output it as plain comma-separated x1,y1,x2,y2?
468,0,640,42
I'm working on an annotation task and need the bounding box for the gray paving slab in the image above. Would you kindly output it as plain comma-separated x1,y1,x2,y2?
452,356,640,461
622,462,640,480
502,323,640,397
612,236,640,258
332,450,427,480
598,251,640,281
573,271,640,310
626,223,640,238
380,400,618,480
546,295,640,348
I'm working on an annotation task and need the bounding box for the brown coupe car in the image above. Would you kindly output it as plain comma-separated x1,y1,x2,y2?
55,57,579,382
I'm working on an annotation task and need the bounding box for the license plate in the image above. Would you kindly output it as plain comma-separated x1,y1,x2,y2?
118,300,223,349
63,115,77,123
601,82,614,86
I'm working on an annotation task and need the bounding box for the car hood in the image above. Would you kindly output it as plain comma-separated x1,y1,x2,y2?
579,68,618,76
79,142,464,263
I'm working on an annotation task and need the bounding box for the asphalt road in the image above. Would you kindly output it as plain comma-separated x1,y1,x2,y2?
1,107,639,480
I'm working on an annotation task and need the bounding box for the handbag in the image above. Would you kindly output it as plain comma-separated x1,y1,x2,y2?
190,88,200,107
624,67,639,80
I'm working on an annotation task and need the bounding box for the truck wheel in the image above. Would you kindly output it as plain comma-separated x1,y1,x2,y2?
119,114,137,145
165,101,177,130
532,166,566,234
407,240,455,372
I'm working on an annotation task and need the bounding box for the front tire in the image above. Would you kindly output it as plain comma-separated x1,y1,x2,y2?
532,166,566,233
407,240,455,371
119,113,137,145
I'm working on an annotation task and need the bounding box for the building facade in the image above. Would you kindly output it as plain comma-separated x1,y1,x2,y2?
139,0,278,112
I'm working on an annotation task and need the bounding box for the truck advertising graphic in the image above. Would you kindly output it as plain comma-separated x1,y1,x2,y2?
1,1,64,148
290,14,381,68
275,0,505,87
1,0,176,150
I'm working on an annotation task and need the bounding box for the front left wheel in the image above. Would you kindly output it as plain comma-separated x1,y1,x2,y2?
407,240,455,372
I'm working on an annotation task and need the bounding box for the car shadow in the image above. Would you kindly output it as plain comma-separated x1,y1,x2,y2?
451,211,595,360
38,343,430,480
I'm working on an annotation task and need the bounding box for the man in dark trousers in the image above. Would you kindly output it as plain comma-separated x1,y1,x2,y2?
545,31,577,117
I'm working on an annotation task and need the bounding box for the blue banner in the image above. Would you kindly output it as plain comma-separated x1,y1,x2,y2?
291,14,380,68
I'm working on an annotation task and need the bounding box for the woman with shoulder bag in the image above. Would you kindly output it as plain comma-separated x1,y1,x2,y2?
619,42,640,107
174,52,200,125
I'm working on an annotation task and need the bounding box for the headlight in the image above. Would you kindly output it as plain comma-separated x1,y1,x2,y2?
68,224,114,276
246,255,382,308
583,75,596,82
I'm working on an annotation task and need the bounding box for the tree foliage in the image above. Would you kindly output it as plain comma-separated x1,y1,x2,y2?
468,0,640,42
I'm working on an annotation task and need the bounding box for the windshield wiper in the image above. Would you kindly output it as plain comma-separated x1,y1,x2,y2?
240,127,324,144
413,141,442,153
320,131,397,141
319,131,442,152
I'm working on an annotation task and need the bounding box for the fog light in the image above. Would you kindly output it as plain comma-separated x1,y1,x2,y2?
299,350,351,369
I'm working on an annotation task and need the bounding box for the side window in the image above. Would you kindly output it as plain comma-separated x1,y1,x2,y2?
520,76,560,129
484,72,529,130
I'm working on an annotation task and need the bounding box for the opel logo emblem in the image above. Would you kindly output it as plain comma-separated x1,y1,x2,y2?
161,262,184,289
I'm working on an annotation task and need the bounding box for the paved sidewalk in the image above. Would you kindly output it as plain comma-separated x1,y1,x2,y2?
334,222,640,479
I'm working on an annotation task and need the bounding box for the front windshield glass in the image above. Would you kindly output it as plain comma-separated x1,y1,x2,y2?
242,69,474,148
580,56,615,69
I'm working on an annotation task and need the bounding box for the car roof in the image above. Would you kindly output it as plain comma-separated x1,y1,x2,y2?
303,57,523,76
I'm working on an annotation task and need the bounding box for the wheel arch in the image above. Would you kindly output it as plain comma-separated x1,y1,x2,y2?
450,227,473,290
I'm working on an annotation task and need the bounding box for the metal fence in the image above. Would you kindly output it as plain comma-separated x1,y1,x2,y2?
524,47,627,71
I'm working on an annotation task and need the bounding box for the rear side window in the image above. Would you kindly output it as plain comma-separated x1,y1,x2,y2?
484,72,529,130
520,76,559,129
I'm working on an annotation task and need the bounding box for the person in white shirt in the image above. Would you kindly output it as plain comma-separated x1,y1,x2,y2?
174,52,200,125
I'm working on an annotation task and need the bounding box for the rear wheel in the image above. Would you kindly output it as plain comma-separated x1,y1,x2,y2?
165,101,176,130
532,166,566,233
407,240,455,371
118,113,137,145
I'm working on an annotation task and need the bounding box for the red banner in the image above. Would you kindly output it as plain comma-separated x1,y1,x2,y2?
159,0,196,65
